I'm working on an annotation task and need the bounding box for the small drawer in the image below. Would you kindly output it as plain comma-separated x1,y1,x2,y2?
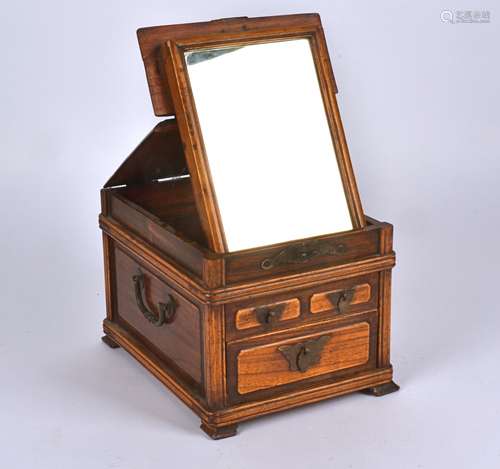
226,294,304,339
227,312,377,403
235,299,300,331
225,273,378,341
113,246,203,385
309,274,377,316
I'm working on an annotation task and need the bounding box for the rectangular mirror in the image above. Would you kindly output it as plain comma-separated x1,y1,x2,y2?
184,39,353,252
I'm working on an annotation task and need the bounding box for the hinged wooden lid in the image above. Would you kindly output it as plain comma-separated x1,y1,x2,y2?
137,14,336,116
104,119,187,188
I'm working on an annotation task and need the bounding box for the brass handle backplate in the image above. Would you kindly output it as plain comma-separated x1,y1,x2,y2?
132,270,177,327
327,288,355,313
260,240,348,270
255,303,286,326
278,335,330,372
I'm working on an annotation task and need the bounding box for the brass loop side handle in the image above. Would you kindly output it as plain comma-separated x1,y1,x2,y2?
255,303,286,326
327,288,355,313
278,335,330,373
132,270,177,327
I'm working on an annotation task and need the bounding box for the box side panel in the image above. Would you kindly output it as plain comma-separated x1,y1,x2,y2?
112,244,204,388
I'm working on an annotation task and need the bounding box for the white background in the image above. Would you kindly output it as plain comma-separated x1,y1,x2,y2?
1,1,499,468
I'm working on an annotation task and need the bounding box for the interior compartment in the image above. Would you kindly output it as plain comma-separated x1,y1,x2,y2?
113,177,208,248
103,118,210,249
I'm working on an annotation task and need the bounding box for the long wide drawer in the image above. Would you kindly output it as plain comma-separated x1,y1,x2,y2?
226,312,378,403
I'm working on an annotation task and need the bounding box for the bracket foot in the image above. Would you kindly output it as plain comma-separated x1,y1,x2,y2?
101,335,120,349
362,380,400,397
200,422,238,440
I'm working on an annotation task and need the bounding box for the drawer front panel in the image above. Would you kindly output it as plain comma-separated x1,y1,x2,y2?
235,298,300,331
113,246,203,385
227,312,378,403
237,323,370,394
226,273,378,340
310,282,372,314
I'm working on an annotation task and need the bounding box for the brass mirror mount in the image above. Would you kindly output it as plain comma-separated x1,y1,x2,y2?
260,241,348,270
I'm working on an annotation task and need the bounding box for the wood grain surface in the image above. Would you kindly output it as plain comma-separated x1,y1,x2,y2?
236,322,371,394
235,299,300,330
113,246,203,385
310,282,372,314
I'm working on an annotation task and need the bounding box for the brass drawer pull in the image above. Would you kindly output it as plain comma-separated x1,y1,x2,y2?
327,289,355,313
255,304,286,326
278,335,330,372
132,270,177,326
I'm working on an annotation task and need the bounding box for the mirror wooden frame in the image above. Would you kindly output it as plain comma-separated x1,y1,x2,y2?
138,13,365,254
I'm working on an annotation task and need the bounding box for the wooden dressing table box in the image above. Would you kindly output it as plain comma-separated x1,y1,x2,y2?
99,13,399,439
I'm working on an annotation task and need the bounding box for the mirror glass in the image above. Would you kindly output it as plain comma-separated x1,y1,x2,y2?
185,38,353,252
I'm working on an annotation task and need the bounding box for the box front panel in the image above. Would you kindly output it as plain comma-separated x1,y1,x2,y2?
224,228,380,284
